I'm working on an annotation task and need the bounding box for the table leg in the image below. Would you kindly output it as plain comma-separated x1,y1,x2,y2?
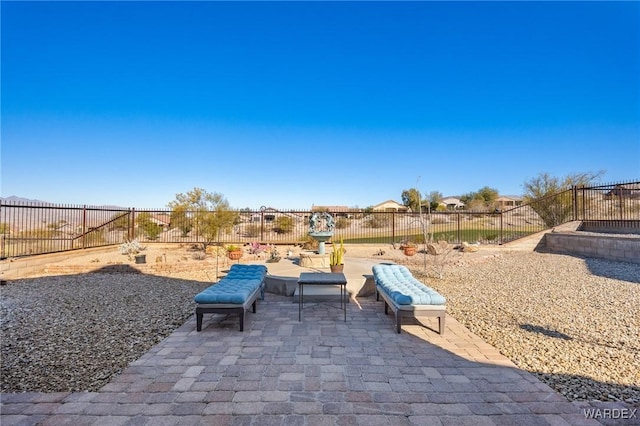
343,284,346,321
298,283,302,321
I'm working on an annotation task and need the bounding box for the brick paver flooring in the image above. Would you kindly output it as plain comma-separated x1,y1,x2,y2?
2,294,637,425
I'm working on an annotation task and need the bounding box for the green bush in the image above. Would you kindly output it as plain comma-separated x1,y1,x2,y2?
273,216,294,234
136,212,162,240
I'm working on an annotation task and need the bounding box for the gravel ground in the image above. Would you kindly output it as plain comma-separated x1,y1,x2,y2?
0,273,208,392
412,251,640,404
1,247,639,406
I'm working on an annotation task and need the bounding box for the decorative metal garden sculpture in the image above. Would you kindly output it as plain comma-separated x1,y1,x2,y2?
308,212,335,255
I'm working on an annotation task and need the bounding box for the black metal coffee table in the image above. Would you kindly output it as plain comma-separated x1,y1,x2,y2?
298,272,348,322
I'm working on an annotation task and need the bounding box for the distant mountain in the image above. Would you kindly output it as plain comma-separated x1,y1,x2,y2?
1,196,127,209
1,196,54,205
0,197,133,232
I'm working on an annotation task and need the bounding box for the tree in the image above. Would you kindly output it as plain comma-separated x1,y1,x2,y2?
522,171,603,200
477,186,499,206
522,171,604,227
167,188,238,251
136,212,162,240
460,186,499,211
426,191,443,211
401,188,421,212
169,206,193,237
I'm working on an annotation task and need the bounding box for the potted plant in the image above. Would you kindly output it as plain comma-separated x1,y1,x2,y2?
266,245,281,263
401,241,417,257
329,238,345,273
119,239,147,263
226,244,243,261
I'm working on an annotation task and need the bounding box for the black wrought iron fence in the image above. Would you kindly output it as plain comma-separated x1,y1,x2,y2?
1,180,638,258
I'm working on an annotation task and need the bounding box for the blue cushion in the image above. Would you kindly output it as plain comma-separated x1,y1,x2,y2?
225,264,268,281
194,264,267,304
194,279,262,304
372,264,446,306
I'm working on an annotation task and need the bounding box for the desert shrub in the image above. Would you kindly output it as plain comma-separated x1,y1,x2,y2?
273,216,294,234
136,213,162,240
192,252,207,260
300,235,319,250
170,212,193,237
364,214,391,228
206,245,227,257
245,224,260,238
430,215,449,224
335,217,350,229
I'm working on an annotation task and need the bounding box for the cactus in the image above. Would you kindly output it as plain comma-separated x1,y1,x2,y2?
330,238,345,265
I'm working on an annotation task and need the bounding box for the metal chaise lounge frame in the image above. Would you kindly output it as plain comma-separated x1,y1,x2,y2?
194,264,268,332
373,263,446,334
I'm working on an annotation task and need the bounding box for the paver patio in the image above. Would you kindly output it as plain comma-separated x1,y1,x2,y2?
1,257,637,425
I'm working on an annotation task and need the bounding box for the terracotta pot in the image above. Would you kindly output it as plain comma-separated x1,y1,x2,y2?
227,250,243,261
330,264,344,273
403,246,416,256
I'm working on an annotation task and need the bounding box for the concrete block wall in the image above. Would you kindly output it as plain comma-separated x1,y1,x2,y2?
545,233,640,264
579,220,640,235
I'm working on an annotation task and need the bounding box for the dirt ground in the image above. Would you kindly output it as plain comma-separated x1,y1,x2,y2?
49,241,515,274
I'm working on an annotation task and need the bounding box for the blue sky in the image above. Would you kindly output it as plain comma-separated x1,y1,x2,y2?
2,1,639,209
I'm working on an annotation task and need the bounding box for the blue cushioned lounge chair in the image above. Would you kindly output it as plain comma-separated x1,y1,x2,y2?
372,263,446,334
194,264,268,332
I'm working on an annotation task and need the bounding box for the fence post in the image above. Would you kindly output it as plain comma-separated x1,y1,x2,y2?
571,186,577,221
82,205,87,249
129,208,135,241
391,212,396,243
457,212,461,244
260,208,265,241
499,211,503,245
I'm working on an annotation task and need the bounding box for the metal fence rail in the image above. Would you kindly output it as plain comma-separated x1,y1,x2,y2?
1,180,638,259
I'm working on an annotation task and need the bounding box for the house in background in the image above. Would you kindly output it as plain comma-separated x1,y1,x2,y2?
250,207,305,223
439,197,465,210
496,196,523,210
372,200,409,212
605,183,640,199
311,205,356,218
151,213,171,228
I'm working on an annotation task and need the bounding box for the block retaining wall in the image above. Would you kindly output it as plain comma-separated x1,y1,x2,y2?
545,233,640,264
579,219,640,235
43,262,210,276
1,247,115,280
0,247,219,280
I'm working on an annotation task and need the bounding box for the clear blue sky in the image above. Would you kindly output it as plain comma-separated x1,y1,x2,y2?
2,1,639,209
